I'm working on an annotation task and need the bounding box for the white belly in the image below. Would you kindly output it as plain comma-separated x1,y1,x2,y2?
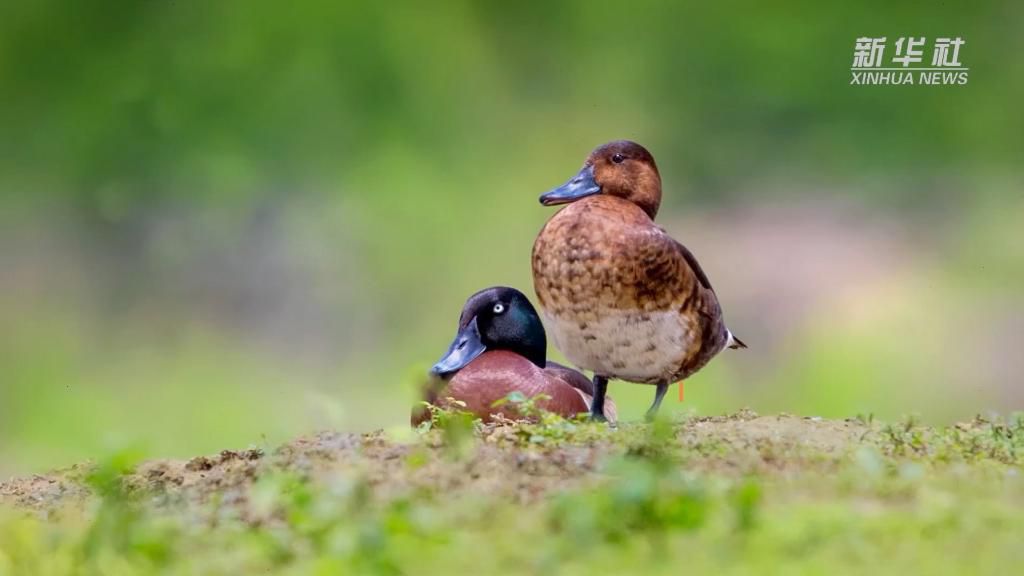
543,309,696,383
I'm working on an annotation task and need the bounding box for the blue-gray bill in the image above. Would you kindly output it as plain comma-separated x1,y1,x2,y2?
430,317,487,377
539,164,600,206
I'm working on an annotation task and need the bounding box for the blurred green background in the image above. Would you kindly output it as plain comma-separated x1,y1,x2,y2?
1,1,1022,475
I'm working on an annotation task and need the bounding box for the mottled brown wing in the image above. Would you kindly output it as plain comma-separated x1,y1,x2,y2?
619,225,720,313
669,233,714,292
661,236,748,352
632,226,731,377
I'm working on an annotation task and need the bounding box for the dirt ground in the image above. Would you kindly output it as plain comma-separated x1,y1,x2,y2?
4,411,1023,575
0,412,871,514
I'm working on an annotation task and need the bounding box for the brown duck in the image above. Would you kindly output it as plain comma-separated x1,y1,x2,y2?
532,140,745,421
412,286,617,425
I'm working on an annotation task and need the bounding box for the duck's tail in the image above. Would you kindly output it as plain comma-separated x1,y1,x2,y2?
726,330,747,350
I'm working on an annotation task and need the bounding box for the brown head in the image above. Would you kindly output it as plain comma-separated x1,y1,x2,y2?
539,140,662,219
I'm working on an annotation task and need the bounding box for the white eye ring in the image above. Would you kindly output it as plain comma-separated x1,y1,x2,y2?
492,303,506,314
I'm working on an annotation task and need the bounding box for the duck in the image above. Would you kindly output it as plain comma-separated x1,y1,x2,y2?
412,286,617,425
531,140,745,422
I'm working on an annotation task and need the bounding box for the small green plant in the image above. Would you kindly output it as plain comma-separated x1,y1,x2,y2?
83,446,146,498
624,414,677,463
854,412,876,426
79,447,181,570
485,391,618,448
414,399,479,459
550,457,711,546
731,477,763,532
875,413,1024,464
880,414,927,456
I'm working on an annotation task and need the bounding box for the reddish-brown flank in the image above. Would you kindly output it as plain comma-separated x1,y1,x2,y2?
411,351,616,425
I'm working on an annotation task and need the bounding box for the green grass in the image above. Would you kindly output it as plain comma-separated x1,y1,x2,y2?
2,411,1024,575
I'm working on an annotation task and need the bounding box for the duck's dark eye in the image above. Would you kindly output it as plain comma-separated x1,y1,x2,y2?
611,153,625,164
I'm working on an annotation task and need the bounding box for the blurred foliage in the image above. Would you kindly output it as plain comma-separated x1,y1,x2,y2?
0,1,1022,472
2,1,1021,209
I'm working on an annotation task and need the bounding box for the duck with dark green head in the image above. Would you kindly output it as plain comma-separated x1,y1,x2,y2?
412,286,617,425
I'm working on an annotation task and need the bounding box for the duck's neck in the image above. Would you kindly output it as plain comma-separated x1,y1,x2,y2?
604,183,661,220
507,313,548,368
514,328,547,368
521,343,547,368
633,182,661,220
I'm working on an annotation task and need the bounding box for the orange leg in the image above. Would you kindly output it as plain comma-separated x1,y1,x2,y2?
678,380,684,402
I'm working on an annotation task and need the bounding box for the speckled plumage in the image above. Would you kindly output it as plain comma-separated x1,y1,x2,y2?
533,195,730,383
532,141,743,396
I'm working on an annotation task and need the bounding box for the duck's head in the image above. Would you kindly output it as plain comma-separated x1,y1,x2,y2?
430,286,547,377
539,140,662,219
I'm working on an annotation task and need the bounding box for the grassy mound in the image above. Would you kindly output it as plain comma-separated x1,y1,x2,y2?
2,410,1023,575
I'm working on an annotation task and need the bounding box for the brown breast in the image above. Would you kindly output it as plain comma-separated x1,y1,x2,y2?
411,351,591,425
531,195,728,383
532,195,699,315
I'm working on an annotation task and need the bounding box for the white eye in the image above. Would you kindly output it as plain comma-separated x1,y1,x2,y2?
492,303,506,314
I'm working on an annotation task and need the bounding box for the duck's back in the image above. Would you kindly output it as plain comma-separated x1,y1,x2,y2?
532,195,729,384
